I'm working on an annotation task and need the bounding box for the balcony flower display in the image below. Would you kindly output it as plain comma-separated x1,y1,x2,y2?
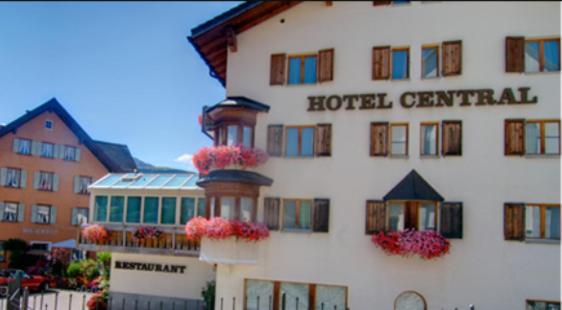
184,217,269,242
82,224,109,244
371,229,450,260
192,145,268,174
133,226,163,241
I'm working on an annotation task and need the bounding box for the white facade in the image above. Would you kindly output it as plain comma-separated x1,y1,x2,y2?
209,1,560,309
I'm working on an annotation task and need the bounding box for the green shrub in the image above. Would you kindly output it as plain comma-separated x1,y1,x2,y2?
96,252,111,267
80,259,100,281
201,281,215,310
66,261,82,278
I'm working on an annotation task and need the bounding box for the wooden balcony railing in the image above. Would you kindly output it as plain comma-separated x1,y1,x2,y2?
77,224,200,257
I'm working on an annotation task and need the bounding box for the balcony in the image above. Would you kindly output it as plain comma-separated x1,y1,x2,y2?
77,224,200,257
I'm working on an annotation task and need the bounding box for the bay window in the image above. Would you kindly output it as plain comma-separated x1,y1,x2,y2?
216,124,254,148
386,201,438,232
220,196,236,220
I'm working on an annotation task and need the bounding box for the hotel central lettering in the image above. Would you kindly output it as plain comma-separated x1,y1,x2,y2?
307,87,537,111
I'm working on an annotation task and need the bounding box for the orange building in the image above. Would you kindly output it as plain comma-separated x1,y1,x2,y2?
0,98,136,262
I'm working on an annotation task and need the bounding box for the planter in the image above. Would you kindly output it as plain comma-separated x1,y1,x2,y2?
199,237,260,265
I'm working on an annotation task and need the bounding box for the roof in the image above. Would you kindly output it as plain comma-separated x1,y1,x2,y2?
205,96,270,113
383,170,444,201
91,172,200,190
0,98,137,173
197,169,273,187
188,1,302,86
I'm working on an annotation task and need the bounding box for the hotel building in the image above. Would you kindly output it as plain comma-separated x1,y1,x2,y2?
187,1,561,309
0,98,136,262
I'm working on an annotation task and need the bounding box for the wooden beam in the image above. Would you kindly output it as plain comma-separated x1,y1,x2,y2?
236,1,301,34
325,1,332,6
225,26,237,53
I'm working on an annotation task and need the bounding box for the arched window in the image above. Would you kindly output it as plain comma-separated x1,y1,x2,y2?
394,291,426,310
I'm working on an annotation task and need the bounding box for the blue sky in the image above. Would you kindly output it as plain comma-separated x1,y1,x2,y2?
0,1,242,171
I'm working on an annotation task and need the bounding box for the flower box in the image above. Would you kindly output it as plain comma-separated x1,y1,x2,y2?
371,229,450,260
199,237,260,265
192,146,268,174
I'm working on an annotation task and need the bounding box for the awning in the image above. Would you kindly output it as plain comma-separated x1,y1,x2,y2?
383,170,444,201
51,239,77,249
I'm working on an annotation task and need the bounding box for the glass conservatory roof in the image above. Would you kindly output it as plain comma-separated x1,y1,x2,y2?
91,173,200,190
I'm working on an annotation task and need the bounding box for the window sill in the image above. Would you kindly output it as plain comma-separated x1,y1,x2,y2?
525,154,560,158
281,228,313,233
420,154,439,159
525,238,560,245
389,154,409,159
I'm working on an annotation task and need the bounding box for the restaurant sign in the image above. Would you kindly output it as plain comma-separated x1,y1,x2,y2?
307,87,537,111
115,260,187,274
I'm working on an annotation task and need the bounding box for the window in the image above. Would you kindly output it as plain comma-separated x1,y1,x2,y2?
181,197,195,224
390,123,408,155
391,48,409,80
4,168,23,188
161,197,176,224
143,197,159,224
197,198,206,218
420,123,438,156
74,176,92,195
40,142,54,158
387,201,437,232
217,125,254,148
525,204,560,240
282,199,312,231
35,171,55,191
33,205,53,224
288,55,317,85
526,300,561,310
264,197,281,230
44,120,53,130
285,127,314,157
63,145,78,161
126,196,141,223
525,38,560,73
240,197,253,222
2,202,19,222
227,125,238,146
421,46,439,78
395,291,426,310
373,0,411,5
242,126,253,148
13,138,31,155
71,207,89,226
526,120,560,155
94,196,108,222
109,196,124,223
220,196,236,220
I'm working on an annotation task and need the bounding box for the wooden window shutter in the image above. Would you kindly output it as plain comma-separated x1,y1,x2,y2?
365,200,386,234
315,124,332,156
318,48,334,82
442,40,462,76
270,53,286,85
267,125,284,157
264,197,280,230
373,0,391,5
504,119,525,155
313,199,330,232
504,203,525,241
442,121,462,156
440,202,463,239
505,36,525,73
370,122,389,156
372,46,391,80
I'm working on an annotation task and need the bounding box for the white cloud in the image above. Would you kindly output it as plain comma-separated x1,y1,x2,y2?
175,153,195,170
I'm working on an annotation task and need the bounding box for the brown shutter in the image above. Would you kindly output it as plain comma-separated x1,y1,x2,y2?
440,202,463,239
313,199,330,233
264,197,280,230
270,53,286,85
267,125,284,157
442,121,462,156
504,119,525,155
442,40,462,76
504,203,525,241
318,48,334,82
365,200,386,234
370,122,389,156
315,124,332,156
372,46,391,80
373,0,391,5
505,36,525,73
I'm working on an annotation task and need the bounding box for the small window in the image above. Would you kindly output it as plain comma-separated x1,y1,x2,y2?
285,127,315,157
421,46,439,78
14,139,31,155
34,205,52,224
44,120,54,130
526,300,561,310
525,38,560,73
395,291,426,310
240,197,253,222
420,123,438,156
143,197,159,224
391,48,409,80
526,120,560,155
40,142,54,158
525,204,560,240
288,55,317,85
109,196,125,223
94,196,108,222
4,168,22,188
220,196,236,220
390,123,408,155
71,207,89,226
161,197,176,225
37,171,55,191
2,202,19,222
242,126,253,148
282,199,312,231
126,196,141,223
227,125,238,146
63,146,78,161
74,176,92,195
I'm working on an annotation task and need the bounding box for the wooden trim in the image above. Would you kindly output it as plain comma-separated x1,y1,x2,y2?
272,281,280,310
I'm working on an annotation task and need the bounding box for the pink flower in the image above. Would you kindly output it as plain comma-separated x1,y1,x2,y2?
371,229,450,260
192,146,268,174
205,217,234,240
82,224,109,244
185,216,209,241
184,217,270,242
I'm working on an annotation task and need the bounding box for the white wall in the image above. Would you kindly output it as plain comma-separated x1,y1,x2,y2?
110,252,215,300
215,1,560,309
